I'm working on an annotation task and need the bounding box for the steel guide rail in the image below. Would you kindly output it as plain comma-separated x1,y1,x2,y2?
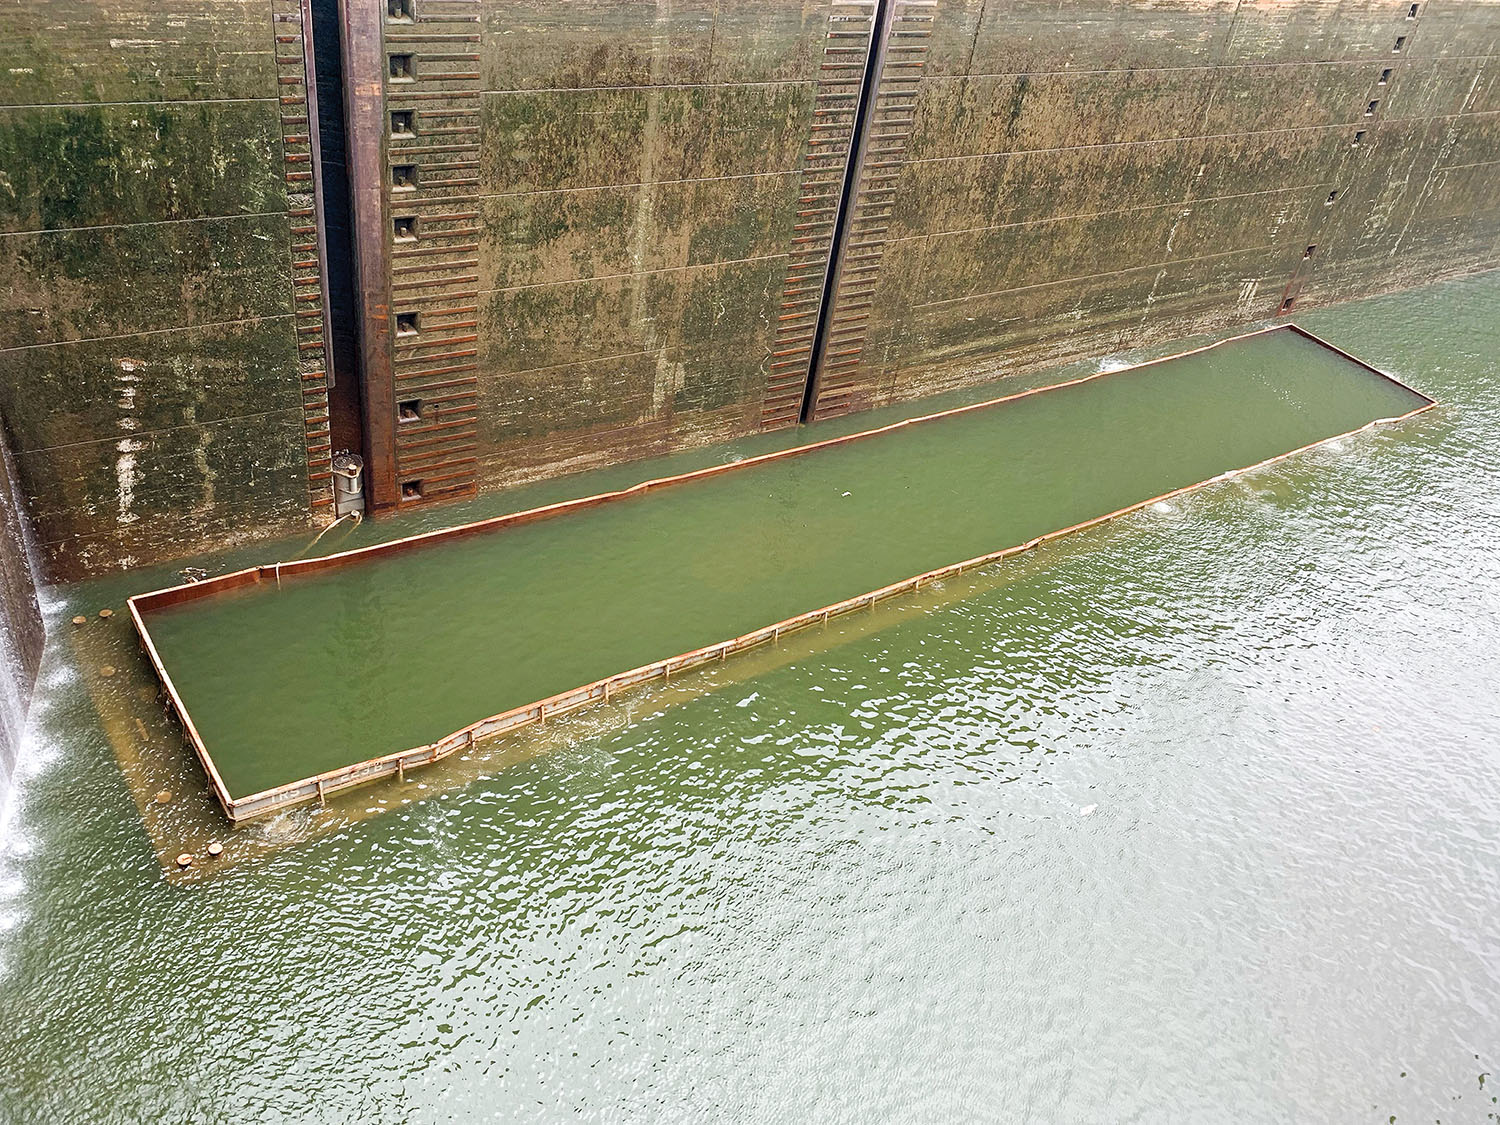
127,324,1437,823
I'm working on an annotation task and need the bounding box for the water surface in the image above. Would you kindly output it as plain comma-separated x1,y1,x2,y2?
144,329,1425,797
1,277,1497,1122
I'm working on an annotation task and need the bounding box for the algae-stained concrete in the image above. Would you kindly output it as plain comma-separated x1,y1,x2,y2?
0,0,332,579
1,0,1499,576
379,0,834,505
804,0,1500,419
412,0,1500,486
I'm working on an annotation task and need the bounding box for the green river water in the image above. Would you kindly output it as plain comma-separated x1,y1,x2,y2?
145,329,1424,798
1,274,1498,1121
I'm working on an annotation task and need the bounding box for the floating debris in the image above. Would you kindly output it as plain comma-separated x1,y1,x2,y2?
154,789,172,805
99,665,115,678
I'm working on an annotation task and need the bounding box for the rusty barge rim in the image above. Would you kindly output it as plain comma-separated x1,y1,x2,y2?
126,323,1438,823
126,597,237,816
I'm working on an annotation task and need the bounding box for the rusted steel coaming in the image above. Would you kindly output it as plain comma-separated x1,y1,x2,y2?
127,324,1436,823
1279,323,1433,401
125,598,237,818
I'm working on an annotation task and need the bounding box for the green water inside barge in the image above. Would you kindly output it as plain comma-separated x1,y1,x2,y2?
143,328,1426,798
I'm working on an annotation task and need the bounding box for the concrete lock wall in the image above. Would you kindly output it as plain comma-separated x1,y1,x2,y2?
799,0,1500,419
0,0,338,579
355,0,840,511
2,0,1499,578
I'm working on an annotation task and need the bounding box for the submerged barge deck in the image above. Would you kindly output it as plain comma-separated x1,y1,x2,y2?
129,326,1433,822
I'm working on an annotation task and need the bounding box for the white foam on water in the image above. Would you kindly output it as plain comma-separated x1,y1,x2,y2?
0,448,49,858
0,654,77,962
0,599,34,782
0,869,25,935
0,663,69,847
36,586,68,619
0,721,45,981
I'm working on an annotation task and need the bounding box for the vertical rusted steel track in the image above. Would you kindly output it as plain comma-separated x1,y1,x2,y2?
384,0,483,507
759,0,937,430
759,0,884,431
340,0,400,513
806,0,933,422
272,0,337,514
798,0,895,423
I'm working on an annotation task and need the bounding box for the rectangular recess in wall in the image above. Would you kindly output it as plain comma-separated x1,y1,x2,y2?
128,327,1436,822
